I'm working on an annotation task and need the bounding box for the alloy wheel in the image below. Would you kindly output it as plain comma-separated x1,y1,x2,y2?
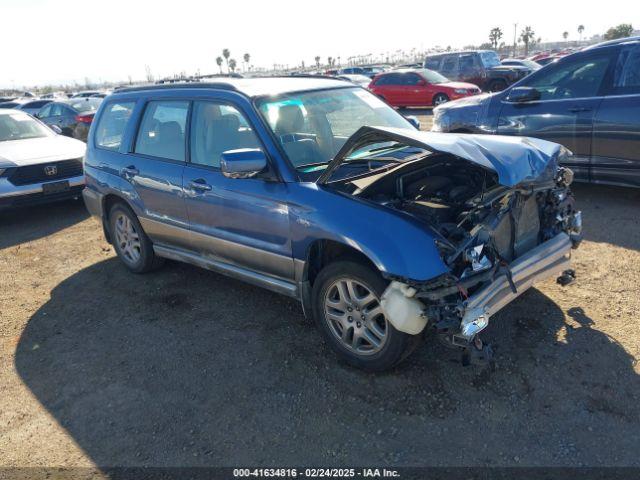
323,278,388,355
114,213,142,264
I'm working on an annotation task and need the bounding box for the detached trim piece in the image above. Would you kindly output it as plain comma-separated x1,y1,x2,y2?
459,232,572,338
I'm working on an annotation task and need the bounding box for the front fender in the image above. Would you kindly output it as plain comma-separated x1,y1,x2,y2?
288,183,449,282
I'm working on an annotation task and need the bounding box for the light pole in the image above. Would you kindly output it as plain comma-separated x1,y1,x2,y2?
513,23,518,57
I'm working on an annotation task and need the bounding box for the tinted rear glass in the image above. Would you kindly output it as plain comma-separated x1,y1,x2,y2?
68,98,102,112
95,101,136,151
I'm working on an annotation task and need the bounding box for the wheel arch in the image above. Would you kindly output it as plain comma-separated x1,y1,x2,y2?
101,193,134,244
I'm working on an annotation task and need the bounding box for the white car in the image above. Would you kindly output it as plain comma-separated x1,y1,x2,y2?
0,109,86,209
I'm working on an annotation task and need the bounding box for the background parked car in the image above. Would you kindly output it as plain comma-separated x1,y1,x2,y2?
336,74,372,87
16,99,53,116
71,90,101,98
431,36,640,188
0,109,85,209
339,65,388,78
36,97,102,142
425,50,530,92
501,58,542,73
369,69,480,107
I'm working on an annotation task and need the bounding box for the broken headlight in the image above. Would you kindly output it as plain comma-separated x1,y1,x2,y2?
461,244,492,278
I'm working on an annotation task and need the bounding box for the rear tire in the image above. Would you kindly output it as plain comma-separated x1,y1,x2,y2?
432,93,450,106
312,260,421,372
108,202,163,273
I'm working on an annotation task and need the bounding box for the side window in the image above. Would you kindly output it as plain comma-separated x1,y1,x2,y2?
441,56,457,73
189,101,261,168
425,57,441,70
50,104,64,116
385,74,403,85
459,54,476,71
373,75,389,86
408,74,424,85
134,100,189,161
95,101,135,151
38,104,52,117
612,46,640,94
526,54,612,100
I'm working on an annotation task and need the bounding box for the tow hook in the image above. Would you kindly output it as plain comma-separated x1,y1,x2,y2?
462,336,495,368
557,268,576,286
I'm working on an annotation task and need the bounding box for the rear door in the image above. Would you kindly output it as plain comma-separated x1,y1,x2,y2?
182,99,294,281
125,99,192,249
592,44,640,187
497,49,615,181
372,74,404,106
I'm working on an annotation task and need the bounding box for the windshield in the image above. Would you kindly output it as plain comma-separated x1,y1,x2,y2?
419,68,450,83
480,51,501,68
257,87,412,171
0,111,52,141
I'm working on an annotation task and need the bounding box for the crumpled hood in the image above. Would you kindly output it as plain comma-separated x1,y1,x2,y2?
0,135,86,168
317,126,566,187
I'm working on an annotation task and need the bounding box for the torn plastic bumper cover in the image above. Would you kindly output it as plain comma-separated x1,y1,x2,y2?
381,232,573,339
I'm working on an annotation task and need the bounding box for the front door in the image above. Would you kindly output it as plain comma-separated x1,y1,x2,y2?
182,100,294,281
592,44,640,187
497,50,615,181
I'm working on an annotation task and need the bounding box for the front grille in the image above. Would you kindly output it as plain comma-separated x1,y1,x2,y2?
8,159,83,186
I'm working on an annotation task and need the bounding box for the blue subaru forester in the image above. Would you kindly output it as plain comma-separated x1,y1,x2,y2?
83,77,581,371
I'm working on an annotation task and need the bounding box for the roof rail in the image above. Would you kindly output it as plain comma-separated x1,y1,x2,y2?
114,82,239,94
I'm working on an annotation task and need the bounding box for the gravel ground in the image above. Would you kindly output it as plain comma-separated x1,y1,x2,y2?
1,126,639,468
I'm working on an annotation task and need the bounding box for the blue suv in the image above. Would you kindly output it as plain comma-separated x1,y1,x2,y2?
83,78,581,371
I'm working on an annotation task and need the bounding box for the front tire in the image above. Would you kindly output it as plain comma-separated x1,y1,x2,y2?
108,203,163,273
432,93,449,106
312,260,420,371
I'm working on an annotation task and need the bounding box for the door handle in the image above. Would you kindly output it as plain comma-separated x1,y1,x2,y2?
188,179,212,192
120,165,139,178
568,107,592,113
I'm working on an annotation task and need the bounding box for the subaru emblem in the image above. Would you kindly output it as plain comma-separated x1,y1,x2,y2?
44,165,57,176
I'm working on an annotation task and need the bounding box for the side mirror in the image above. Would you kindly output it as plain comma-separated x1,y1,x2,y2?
506,86,541,103
220,148,267,179
417,79,427,86
405,115,420,130
50,124,62,134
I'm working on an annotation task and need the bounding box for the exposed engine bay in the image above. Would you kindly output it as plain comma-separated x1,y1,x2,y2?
334,151,582,363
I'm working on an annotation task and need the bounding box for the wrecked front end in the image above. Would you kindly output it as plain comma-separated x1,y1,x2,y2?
324,127,582,364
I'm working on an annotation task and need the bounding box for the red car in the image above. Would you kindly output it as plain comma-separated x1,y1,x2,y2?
368,69,480,107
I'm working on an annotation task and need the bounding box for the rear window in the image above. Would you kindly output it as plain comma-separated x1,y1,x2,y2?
69,98,102,113
95,101,136,151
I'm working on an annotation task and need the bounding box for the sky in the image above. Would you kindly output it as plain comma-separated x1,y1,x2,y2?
1,0,637,88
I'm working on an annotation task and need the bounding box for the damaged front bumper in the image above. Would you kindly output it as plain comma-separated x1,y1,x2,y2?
457,232,572,339
381,232,573,340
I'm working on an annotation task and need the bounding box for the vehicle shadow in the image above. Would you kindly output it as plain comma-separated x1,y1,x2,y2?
0,199,89,250
14,258,640,466
572,183,640,251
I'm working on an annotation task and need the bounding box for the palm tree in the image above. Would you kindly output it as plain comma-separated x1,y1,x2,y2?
578,25,585,42
222,48,231,71
228,58,237,73
243,53,250,72
489,27,503,50
327,56,333,68
314,56,321,69
215,56,223,74
563,31,569,41
519,26,535,56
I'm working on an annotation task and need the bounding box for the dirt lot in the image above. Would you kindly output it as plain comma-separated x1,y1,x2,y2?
1,131,640,467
